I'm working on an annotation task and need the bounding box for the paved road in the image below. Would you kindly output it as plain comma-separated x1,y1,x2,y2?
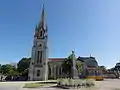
0,79,120,90
95,79,120,90
0,83,23,90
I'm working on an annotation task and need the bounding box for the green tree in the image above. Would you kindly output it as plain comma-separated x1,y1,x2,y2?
76,60,84,74
62,53,84,78
17,58,31,74
99,66,106,74
62,58,72,78
0,64,18,75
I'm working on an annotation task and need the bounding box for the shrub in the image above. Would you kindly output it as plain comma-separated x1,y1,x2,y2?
57,78,95,88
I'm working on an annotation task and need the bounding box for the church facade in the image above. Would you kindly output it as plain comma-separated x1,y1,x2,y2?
28,6,98,81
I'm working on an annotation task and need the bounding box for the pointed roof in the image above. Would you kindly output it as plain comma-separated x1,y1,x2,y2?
90,54,92,57
39,5,47,30
34,25,38,37
35,25,38,31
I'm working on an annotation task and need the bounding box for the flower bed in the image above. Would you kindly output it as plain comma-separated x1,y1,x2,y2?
57,78,95,89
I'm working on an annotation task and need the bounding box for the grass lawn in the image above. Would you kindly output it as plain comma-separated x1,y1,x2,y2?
23,82,55,88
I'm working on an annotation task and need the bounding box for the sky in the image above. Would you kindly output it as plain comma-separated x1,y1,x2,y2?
0,0,120,69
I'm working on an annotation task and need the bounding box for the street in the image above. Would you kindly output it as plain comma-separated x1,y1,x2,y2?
0,83,23,90
0,79,120,90
95,79,120,90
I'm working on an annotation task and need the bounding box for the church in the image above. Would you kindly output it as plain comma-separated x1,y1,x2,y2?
28,6,98,81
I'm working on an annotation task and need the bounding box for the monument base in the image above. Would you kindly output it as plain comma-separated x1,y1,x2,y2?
72,66,79,79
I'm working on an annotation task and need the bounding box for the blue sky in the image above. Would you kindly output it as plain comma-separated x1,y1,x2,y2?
0,0,120,68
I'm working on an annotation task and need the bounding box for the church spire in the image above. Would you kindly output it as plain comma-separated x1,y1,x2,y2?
39,5,46,30
35,25,38,29
90,54,92,57
34,25,38,37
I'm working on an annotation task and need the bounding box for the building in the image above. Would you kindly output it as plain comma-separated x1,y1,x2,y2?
28,5,48,81
78,56,98,67
115,62,120,70
28,6,99,81
48,56,98,79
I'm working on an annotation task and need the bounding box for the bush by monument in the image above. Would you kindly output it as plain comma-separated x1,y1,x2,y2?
57,78,95,89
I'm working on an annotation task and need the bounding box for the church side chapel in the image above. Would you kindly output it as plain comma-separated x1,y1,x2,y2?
28,6,103,81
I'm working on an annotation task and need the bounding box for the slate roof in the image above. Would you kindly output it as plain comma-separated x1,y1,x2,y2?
77,56,98,67
48,58,65,62
48,56,98,68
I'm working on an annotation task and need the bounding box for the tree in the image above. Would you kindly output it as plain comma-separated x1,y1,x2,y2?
62,58,72,78
99,66,106,74
76,60,84,75
17,58,31,74
0,64,18,76
62,53,84,78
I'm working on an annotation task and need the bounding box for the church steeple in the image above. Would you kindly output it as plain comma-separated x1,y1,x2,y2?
35,25,38,30
90,54,92,57
34,5,47,39
38,5,47,30
34,25,38,37
29,5,48,81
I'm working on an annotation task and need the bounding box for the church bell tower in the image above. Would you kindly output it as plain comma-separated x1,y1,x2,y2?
28,5,48,81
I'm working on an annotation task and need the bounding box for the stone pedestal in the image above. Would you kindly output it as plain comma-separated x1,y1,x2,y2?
72,66,79,79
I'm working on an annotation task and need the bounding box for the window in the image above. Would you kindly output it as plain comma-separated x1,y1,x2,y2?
39,44,42,47
40,51,42,63
37,51,40,63
40,31,42,37
95,71,97,76
37,70,40,76
37,51,42,63
49,68,51,76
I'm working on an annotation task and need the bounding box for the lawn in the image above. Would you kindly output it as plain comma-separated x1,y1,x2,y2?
23,82,55,88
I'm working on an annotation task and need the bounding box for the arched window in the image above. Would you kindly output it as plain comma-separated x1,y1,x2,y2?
39,51,42,63
37,51,40,63
95,71,97,76
39,44,42,47
40,31,42,37
37,70,40,76
37,51,42,63
49,68,51,77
